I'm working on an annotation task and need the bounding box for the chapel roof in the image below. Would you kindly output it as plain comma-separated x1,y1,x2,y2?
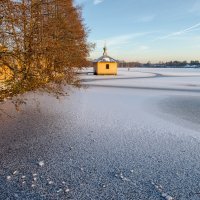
93,45,118,63
94,55,118,63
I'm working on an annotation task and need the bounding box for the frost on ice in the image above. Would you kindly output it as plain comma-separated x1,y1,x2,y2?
38,161,45,167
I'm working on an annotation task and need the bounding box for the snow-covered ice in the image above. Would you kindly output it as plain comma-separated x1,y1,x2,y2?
1,67,200,199
13,170,19,175
48,180,53,185
6,176,11,181
82,68,200,93
38,161,45,167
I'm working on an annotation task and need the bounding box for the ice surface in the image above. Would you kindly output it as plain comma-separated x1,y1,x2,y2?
1,68,200,199
38,161,45,167
82,68,200,92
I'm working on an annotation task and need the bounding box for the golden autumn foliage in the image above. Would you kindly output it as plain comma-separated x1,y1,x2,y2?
0,0,92,101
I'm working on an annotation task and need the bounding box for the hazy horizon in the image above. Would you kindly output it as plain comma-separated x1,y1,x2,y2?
75,0,200,63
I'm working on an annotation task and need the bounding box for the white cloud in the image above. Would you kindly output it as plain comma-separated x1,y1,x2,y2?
94,32,150,48
93,0,104,5
155,22,200,41
90,32,152,59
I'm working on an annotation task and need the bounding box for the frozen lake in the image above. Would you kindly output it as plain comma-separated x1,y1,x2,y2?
0,68,200,199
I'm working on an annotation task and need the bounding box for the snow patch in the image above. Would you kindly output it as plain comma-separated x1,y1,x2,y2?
38,161,45,167
151,181,174,200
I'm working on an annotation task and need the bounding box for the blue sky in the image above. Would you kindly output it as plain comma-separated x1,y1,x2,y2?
75,0,200,63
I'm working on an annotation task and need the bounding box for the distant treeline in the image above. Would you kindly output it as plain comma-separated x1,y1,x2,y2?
89,60,200,68
118,61,143,68
118,60,200,68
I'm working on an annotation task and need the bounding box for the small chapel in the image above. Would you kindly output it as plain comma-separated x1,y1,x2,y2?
93,46,118,75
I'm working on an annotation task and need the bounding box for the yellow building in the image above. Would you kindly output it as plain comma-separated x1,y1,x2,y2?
93,46,118,75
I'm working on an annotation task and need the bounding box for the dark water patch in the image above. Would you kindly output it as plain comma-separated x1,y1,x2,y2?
158,96,200,131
